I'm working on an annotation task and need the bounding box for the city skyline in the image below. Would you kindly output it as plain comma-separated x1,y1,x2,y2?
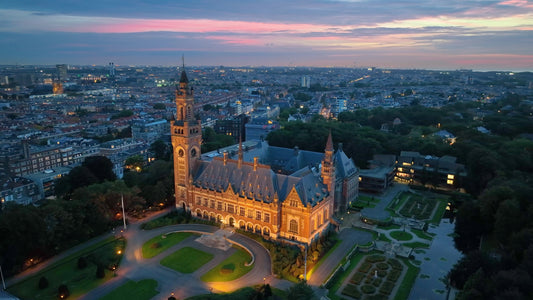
1,0,532,71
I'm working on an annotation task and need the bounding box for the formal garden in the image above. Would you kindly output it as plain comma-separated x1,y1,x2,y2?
340,255,405,300
7,237,125,300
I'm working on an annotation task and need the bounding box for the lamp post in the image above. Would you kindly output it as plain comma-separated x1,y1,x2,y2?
303,244,308,281
0,264,6,290
121,194,127,230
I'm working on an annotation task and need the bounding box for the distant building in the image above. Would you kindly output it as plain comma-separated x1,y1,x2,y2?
0,176,39,205
359,155,396,193
245,118,279,141
131,119,169,144
0,141,82,177
214,114,249,143
23,167,71,200
395,151,466,187
301,75,311,88
56,64,68,81
433,130,456,145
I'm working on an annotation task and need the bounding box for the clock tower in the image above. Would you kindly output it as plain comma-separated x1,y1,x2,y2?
171,63,201,209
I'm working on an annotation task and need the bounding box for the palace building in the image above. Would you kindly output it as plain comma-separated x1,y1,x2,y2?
171,67,357,244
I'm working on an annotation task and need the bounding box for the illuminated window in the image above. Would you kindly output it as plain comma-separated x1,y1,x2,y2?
397,167,403,172
264,213,270,223
290,200,299,207
210,200,215,208
289,219,298,234
196,197,201,205
256,211,261,220
227,204,234,213
447,180,454,185
217,201,223,211
240,207,245,216
247,209,254,218
447,174,455,179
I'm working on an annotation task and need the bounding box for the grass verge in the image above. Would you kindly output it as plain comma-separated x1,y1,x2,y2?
161,247,213,273
8,237,125,300
100,279,159,300
201,247,253,282
429,199,448,225
403,241,430,249
394,259,420,300
142,232,193,258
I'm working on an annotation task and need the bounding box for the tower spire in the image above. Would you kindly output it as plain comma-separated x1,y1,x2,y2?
325,130,333,152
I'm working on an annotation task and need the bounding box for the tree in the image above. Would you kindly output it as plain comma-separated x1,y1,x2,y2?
77,256,88,269
82,156,116,182
96,264,105,278
454,201,484,253
58,284,70,299
125,155,144,171
38,276,49,289
286,281,316,300
150,140,170,161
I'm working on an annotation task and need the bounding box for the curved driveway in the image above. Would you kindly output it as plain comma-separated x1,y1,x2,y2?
79,221,272,300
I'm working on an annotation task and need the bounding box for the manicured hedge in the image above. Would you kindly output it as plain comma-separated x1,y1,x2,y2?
351,272,365,284
341,284,362,299
359,262,372,273
361,284,376,294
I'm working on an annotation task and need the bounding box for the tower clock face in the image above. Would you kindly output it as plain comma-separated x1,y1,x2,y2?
178,149,184,157
191,148,197,157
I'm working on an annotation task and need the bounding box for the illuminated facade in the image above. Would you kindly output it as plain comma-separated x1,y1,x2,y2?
172,68,334,244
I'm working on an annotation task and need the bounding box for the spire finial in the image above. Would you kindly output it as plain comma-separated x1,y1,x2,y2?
182,54,185,69
325,130,333,151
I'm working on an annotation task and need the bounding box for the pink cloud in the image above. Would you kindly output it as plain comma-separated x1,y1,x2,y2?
498,0,533,8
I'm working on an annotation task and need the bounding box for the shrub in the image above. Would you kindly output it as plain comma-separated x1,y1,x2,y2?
377,269,387,277
376,262,389,270
96,264,105,278
58,284,70,299
220,263,235,274
77,256,88,269
366,255,386,263
387,269,401,281
351,272,365,284
150,242,161,249
361,284,376,294
387,258,403,270
380,281,394,295
38,276,49,289
359,262,372,273
341,284,362,298
372,278,382,287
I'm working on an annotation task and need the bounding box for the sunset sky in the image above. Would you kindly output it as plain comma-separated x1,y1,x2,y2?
1,0,532,70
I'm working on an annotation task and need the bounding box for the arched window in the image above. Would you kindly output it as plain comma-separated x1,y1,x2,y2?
289,219,298,234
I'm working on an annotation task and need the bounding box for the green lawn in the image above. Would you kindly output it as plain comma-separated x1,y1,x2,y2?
161,247,213,273
390,230,414,241
411,229,433,240
429,199,449,224
394,259,420,300
100,279,159,300
8,238,125,300
201,247,253,282
142,232,194,258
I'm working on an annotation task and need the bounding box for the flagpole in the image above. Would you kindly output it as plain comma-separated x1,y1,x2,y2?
121,194,127,230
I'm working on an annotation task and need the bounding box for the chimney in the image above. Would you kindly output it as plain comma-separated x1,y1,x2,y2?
223,152,228,165
294,146,299,156
338,143,343,152
253,157,258,171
